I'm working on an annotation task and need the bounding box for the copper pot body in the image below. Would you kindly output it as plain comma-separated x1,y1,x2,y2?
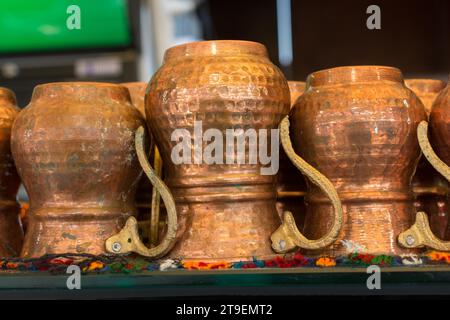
406,79,449,239
122,82,153,222
429,81,450,239
0,88,23,257
146,40,289,260
276,81,307,227
11,82,144,257
291,66,426,256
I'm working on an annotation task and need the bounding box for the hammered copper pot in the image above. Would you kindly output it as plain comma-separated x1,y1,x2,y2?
406,79,449,239
276,81,307,227
11,82,145,257
146,40,290,260
429,81,450,239
290,66,427,256
0,88,23,257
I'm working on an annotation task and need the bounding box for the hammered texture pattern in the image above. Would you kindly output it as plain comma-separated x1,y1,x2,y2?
290,66,427,256
146,41,290,260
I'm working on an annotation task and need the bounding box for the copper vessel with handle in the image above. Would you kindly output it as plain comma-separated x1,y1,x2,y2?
0,88,23,257
276,81,307,226
11,82,146,257
405,79,449,239
146,40,290,260
287,66,426,256
399,80,450,250
141,40,343,260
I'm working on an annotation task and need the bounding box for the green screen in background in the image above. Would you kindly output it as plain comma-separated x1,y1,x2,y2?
0,0,131,53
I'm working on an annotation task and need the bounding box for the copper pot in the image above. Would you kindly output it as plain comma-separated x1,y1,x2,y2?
11,82,145,257
0,88,23,257
122,83,153,218
399,79,450,251
289,66,426,256
146,40,290,260
276,81,307,227
406,79,449,239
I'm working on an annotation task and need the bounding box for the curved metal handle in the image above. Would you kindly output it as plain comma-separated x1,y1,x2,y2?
398,121,450,250
105,126,177,258
270,116,343,252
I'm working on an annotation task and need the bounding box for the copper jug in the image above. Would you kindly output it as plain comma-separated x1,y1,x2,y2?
286,66,426,256
276,81,307,227
144,40,293,260
11,82,145,257
405,79,449,239
399,80,450,251
0,88,23,257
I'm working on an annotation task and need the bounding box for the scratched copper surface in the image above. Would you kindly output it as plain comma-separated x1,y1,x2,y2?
0,88,23,257
429,80,450,239
146,40,289,260
276,81,307,228
406,79,449,239
290,66,427,256
11,82,145,257
122,82,154,224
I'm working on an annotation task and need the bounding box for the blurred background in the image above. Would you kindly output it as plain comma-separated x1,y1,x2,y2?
0,0,449,107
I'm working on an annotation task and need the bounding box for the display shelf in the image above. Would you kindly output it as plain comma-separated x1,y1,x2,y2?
1,266,450,299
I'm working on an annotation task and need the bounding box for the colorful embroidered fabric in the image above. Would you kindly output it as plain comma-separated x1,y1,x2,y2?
0,251,447,275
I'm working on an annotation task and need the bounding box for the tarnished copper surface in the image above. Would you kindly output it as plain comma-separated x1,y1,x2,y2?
429,81,450,240
276,81,307,227
146,40,289,260
406,79,449,239
11,82,145,257
290,66,426,256
122,82,154,224
0,88,23,257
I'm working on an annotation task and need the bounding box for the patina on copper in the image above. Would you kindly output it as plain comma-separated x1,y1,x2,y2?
146,40,289,260
276,81,307,226
11,82,145,257
406,79,449,239
290,66,427,256
0,88,23,257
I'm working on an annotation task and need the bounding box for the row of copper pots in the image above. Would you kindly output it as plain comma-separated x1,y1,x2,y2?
1,40,450,260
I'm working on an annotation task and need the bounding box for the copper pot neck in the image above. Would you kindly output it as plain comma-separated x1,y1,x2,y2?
163,40,268,62
307,66,404,87
0,87,17,105
405,79,446,94
32,82,131,104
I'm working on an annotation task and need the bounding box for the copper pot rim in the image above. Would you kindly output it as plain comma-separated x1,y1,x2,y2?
307,65,403,88
32,82,131,102
163,40,268,62
0,87,16,104
405,78,447,94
